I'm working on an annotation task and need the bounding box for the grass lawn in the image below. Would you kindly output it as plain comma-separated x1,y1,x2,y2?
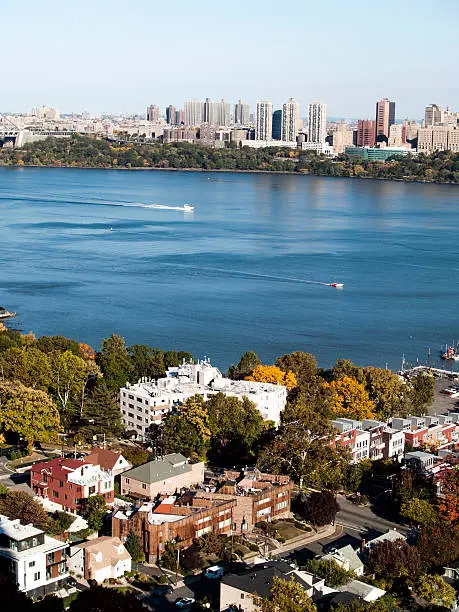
274,521,307,541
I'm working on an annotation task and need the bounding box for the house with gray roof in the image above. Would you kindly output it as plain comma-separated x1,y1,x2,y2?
120,453,205,500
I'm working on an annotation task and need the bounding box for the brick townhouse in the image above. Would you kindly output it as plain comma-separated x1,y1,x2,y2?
31,457,114,514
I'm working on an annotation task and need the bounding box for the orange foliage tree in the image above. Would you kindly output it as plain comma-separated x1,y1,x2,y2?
324,376,376,420
79,342,96,360
438,469,459,526
245,365,297,390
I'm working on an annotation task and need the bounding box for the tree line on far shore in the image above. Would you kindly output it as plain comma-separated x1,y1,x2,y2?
1,135,459,183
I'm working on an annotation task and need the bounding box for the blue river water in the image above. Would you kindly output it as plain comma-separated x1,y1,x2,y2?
1,166,459,371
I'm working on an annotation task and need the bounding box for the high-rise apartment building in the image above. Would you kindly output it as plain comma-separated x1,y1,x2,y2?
356,120,376,146
175,109,184,125
388,124,406,147
272,110,282,140
234,100,250,125
184,100,204,126
256,100,273,140
146,105,161,122
166,105,176,125
332,125,354,154
375,98,395,141
424,104,443,127
203,99,230,126
281,98,299,142
308,102,326,143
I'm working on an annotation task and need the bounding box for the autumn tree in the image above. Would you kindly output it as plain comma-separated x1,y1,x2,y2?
206,392,264,465
78,342,96,360
49,350,95,419
414,574,456,609
129,344,165,379
227,350,261,380
96,334,133,393
37,335,81,356
400,498,438,526
163,395,210,461
276,351,319,389
330,358,363,382
0,380,60,449
362,367,408,419
438,468,459,526
254,576,317,612
417,522,459,572
367,539,421,581
246,365,297,390
325,376,376,420
0,490,50,530
295,491,340,527
0,346,52,390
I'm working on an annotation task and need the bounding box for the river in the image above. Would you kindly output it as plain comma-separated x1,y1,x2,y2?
1,166,459,370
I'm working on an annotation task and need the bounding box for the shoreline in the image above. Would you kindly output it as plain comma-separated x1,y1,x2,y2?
0,162,458,186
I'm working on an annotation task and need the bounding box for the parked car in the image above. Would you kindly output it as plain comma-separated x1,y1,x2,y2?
175,597,195,609
205,565,224,579
153,584,173,595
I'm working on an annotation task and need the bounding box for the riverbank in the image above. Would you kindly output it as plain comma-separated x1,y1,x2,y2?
1,161,458,186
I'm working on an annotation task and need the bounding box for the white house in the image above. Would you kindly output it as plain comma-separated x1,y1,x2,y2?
68,536,131,583
0,515,68,598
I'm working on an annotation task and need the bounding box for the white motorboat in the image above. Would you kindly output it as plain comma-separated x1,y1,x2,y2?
329,283,344,288
183,204,194,212
0,307,16,320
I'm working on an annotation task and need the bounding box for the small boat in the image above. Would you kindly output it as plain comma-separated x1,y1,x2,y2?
329,283,344,288
441,346,459,361
0,307,16,320
183,204,194,212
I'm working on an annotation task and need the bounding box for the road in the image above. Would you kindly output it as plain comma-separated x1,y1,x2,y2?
335,494,407,536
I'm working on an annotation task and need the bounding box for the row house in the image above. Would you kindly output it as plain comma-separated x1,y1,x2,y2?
333,418,405,463
112,493,236,563
390,414,459,451
31,457,115,514
0,515,68,599
331,420,370,463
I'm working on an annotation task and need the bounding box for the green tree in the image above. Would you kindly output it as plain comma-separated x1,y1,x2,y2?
79,379,122,440
206,393,264,465
121,446,150,467
124,532,145,563
254,576,317,612
330,358,362,381
80,495,107,532
163,395,210,461
96,334,133,392
343,459,373,493
129,345,165,379
47,511,75,536
227,351,261,379
37,335,81,356
303,558,352,587
362,367,408,419
0,490,50,530
0,346,52,390
409,372,434,415
367,539,421,581
295,491,340,527
276,351,319,389
0,380,60,449
400,497,438,526
415,574,456,609
49,350,94,418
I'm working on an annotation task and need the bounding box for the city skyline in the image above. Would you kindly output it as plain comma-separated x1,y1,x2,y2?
2,0,458,118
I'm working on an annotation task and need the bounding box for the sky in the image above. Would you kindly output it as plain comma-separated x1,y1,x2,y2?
1,0,458,119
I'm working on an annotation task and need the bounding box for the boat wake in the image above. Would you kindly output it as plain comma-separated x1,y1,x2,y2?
162,263,342,288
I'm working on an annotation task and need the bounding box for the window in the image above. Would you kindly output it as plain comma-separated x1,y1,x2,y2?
128,394,134,400
125,478,130,484
29,561,35,567
34,572,40,581
88,486,96,495
142,483,147,490
59,481,64,487
53,491,59,498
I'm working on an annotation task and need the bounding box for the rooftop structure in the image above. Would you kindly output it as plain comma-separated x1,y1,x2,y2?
85,447,131,476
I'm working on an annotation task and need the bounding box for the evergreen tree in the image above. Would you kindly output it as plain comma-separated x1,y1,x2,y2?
80,379,122,440
124,532,145,562
96,334,132,392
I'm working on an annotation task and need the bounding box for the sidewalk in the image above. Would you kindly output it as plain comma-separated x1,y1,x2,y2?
273,523,338,556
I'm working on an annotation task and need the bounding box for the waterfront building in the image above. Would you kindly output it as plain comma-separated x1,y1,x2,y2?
163,127,198,142
230,127,250,145
256,100,273,140
281,98,299,142
344,146,409,161
31,457,114,513
183,99,204,126
387,124,406,147
0,515,68,598
203,98,230,126
272,110,282,140
234,100,250,125
146,104,161,122
375,98,395,141
166,104,176,125
120,359,288,440
307,102,326,143
417,126,450,153
357,119,376,147
332,126,354,154
301,141,333,156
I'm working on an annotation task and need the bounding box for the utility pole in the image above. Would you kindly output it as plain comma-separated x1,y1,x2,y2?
175,546,180,586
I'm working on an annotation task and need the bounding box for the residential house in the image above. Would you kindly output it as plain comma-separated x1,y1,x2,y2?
219,560,326,612
331,420,370,464
120,453,205,499
85,448,131,477
31,457,114,514
404,450,436,473
0,515,68,599
68,536,131,583
112,493,236,562
339,579,386,602
322,544,364,576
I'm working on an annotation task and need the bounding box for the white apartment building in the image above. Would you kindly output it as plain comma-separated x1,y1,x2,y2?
0,515,69,599
308,102,327,143
256,100,273,140
184,99,204,126
301,141,334,156
234,100,250,125
281,98,299,142
203,98,230,126
120,360,288,441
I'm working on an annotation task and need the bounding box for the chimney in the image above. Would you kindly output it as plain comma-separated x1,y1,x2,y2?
361,539,366,552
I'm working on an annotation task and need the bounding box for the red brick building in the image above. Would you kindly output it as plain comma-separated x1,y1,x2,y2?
31,457,115,514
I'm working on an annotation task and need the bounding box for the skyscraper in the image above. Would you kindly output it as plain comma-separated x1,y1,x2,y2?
308,102,326,143
357,119,376,146
203,98,230,126
166,105,176,125
234,100,250,125
375,98,395,141
424,104,443,127
281,98,299,142
272,110,282,140
183,100,204,126
146,104,161,122
256,101,273,140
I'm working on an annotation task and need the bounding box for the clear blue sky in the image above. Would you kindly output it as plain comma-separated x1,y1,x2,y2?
2,0,458,119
